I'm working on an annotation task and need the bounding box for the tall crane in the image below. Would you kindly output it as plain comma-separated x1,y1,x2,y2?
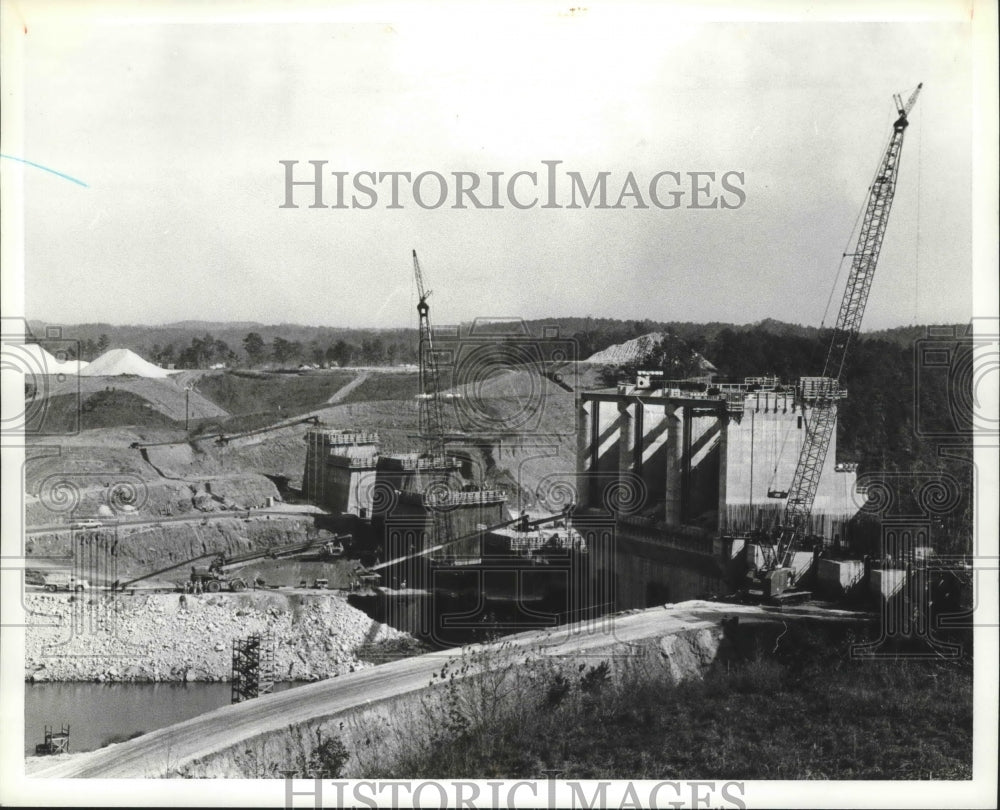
412,250,453,547
769,83,923,573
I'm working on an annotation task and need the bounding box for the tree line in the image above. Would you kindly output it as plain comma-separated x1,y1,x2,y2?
144,332,419,369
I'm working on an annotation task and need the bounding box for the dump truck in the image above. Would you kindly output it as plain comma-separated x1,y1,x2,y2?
41,573,90,592
189,558,250,593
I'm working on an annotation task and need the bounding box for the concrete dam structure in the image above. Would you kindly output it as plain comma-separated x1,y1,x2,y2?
302,427,508,558
576,375,862,608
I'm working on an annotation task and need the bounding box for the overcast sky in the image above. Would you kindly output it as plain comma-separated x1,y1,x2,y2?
12,3,982,331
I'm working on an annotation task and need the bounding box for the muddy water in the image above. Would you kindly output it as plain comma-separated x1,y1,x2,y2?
24,681,302,756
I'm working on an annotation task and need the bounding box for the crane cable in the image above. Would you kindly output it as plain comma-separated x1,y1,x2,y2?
913,105,923,325
819,82,920,332
766,411,797,491
819,118,896,331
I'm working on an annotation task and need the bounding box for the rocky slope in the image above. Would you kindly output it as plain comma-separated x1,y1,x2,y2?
25,591,424,683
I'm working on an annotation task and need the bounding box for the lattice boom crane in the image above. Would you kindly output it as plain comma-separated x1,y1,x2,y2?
413,249,446,457
774,83,922,569
412,249,453,546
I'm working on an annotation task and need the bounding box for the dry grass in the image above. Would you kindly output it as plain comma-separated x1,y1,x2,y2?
196,371,357,421
356,626,972,780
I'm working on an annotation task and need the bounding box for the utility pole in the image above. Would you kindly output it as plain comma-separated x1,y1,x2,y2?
749,409,755,523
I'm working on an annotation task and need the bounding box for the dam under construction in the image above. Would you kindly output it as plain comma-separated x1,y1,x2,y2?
13,78,979,790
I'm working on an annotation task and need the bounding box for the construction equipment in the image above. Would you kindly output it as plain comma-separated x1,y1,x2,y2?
117,535,350,592
40,573,89,592
359,507,576,579
752,83,923,595
189,557,252,592
322,536,346,557
192,536,351,592
412,249,454,549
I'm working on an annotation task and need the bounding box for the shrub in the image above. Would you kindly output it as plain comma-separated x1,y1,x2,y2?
305,732,349,778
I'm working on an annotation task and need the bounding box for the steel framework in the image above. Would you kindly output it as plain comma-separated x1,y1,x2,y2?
774,84,922,568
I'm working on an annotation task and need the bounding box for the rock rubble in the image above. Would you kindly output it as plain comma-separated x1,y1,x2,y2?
24,591,422,683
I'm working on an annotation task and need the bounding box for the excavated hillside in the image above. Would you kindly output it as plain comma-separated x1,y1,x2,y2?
26,516,334,581
23,365,583,578
308,367,579,509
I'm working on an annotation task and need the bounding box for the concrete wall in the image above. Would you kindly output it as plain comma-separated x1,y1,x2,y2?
325,463,377,517
302,430,379,515
817,558,865,595
577,388,862,612
638,401,670,508
590,398,623,497
721,395,858,535
593,528,726,609
684,411,722,528
869,567,907,600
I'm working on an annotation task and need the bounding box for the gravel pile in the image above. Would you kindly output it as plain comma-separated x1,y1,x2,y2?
24,592,422,683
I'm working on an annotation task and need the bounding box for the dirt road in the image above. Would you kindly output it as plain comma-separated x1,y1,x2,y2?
326,371,370,404
26,505,323,536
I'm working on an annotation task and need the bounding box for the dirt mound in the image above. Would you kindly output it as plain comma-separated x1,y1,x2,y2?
26,515,320,580
584,332,717,374
23,438,281,525
195,369,358,419
39,390,180,433
80,348,176,378
337,370,419,404
584,332,668,365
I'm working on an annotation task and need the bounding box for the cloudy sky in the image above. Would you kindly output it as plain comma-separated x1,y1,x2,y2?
9,2,987,330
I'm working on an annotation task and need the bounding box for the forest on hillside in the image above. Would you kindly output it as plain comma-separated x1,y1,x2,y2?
28,317,949,368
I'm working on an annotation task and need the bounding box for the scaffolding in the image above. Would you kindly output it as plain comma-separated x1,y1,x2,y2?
35,724,70,755
231,633,276,703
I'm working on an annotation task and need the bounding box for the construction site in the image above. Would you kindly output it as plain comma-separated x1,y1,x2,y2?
16,82,976,780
